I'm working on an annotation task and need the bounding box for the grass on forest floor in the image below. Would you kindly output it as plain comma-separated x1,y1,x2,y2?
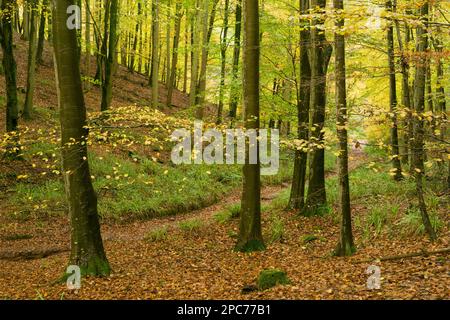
261,147,447,242
7,148,296,221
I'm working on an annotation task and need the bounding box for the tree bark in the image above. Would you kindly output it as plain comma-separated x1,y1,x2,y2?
151,0,160,108
166,0,183,108
412,1,437,241
217,0,230,124
386,0,402,181
195,0,219,119
228,0,242,120
288,0,311,211
235,0,265,252
305,0,332,214
0,0,19,141
333,0,355,256
23,0,38,120
394,10,412,166
51,0,110,276
100,0,118,111
36,0,49,66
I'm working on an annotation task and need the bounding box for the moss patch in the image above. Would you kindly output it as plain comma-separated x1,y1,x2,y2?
257,268,290,290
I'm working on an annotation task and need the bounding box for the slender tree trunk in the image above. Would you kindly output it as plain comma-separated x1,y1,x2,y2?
129,1,141,73
235,0,265,253
51,0,111,276
1,0,20,151
165,0,171,84
23,0,38,120
228,0,242,119
85,0,92,88
433,30,448,189
217,0,230,124
21,0,29,40
305,0,332,214
288,0,311,211
412,1,437,241
195,0,219,118
394,11,411,166
182,15,188,93
166,0,183,108
333,0,355,256
100,0,118,111
386,0,402,181
36,0,48,66
189,1,200,107
151,0,160,108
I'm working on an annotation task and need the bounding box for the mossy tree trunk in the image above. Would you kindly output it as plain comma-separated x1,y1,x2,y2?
36,0,48,66
394,10,412,166
217,0,229,124
21,0,30,40
167,0,183,108
288,0,311,212
100,0,118,111
305,0,332,214
386,0,403,181
235,0,265,253
333,0,355,257
23,0,38,120
195,0,219,119
51,0,111,276
0,0,19,151
188,1,200,108
151,0,160,108
411,1,437,242
228,0,242,120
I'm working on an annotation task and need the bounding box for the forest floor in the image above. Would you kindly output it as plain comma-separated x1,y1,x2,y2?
0,147,448,300
0,35,449,300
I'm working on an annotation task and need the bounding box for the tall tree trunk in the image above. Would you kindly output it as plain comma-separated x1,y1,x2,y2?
394,9,411,166
100,0,118,111
23,0,38,120
228,0,242,119
235,0,265,253
386,0,402,181
85,0,92,88
305,0,332,214
129,1,141,73
166,0,183,108
195,0,219,119
51,0,111,276
21,0,29,40
182,15,188,93
36,0,48,66
165,0,171,84
333,0,355,256
288,0,310,211
188,5,199,106
412,1,437,241
151,0,160,108
217,0,230,124
1,0,20,153
433,29,448,189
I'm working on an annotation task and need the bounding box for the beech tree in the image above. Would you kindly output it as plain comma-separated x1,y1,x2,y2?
304,0,332,214
235,0,264,252
0,0,19,140
333,0,355,256
411,1,437,242
51,0,111,275
386,0,402,181
288,0,311,211
23,0,38,119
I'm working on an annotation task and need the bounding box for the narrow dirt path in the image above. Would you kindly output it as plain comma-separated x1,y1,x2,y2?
102,145,369,242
